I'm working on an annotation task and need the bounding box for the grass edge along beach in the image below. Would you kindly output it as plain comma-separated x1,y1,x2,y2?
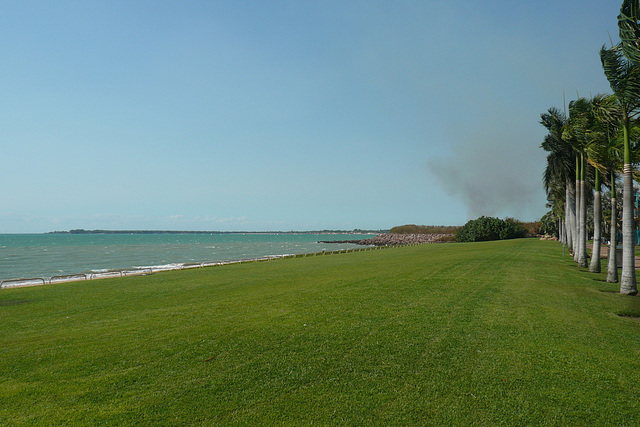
3,239,640,425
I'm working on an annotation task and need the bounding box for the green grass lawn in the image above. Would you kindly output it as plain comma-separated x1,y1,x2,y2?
2,239,640,425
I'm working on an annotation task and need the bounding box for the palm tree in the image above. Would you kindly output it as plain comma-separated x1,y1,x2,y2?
564,98,594,268
589,94,624,281
619,0,640,66
541,108,575,251
542,163,569,241
600,44,640,294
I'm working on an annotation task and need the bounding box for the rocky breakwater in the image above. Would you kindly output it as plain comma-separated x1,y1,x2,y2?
320,233,452,246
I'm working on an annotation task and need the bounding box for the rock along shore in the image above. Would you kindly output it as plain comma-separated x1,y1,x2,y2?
319,233,452,246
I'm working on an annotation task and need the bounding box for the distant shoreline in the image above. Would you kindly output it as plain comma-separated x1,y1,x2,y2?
47,229,388,235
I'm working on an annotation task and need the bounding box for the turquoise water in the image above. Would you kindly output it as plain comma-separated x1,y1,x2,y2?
0,233,374,282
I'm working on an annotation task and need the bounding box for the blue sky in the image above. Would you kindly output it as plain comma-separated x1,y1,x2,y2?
2,1,622,232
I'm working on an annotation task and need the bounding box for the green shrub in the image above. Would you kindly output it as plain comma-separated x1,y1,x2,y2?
538,211,558,237
456,216,528,242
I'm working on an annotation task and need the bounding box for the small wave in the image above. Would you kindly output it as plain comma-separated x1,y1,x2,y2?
2,233,352,284
265,254,294,259
133,263,185,271
1,278,47,288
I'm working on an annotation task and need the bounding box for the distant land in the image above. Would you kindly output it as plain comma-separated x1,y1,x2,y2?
47,229,388,235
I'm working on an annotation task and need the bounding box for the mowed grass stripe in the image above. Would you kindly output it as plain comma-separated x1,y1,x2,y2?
2,239,640,425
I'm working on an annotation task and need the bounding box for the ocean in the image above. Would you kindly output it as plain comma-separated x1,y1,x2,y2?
0,233,376,284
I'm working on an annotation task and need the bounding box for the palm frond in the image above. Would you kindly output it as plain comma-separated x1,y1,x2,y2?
542,152,569,202
565,97,595,151
590,93,622,126
619,0,640,66
600,44,640,117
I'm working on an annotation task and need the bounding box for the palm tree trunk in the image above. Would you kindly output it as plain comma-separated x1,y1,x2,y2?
607,169,618,283
621,121,637,294
557,217,562,242
589,168,601,272
565,181,574,253
574,157,580,262
578,154,589,268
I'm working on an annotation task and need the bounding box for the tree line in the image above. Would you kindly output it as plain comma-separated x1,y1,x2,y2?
541,0,640,295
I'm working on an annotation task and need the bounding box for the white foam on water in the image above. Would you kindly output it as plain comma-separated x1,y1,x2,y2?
49,275,87,284
1,278,46,288
134,263,186,272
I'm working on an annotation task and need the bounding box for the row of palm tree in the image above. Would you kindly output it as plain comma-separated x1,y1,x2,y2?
541,0,640,295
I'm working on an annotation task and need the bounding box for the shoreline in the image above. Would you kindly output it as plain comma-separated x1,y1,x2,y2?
0,234,447,290
46,229,387,235
1,245,401,290
0,255,298,289
0,233,378,288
